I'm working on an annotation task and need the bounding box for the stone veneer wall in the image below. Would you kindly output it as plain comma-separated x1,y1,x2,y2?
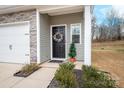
0,9,37,63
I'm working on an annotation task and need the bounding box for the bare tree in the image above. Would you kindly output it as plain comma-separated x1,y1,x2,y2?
98,24,109,41
105,8,124,40
95,8,124,42
93,7,124,42
91,15,97,41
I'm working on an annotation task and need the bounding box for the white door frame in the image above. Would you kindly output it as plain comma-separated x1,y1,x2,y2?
50,24,67,60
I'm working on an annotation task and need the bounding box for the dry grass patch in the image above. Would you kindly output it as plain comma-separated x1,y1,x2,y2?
92,40,124,87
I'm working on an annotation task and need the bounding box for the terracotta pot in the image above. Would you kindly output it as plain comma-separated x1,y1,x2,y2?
69,58,76,62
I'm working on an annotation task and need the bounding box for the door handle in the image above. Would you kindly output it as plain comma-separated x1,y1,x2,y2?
9,44,12,50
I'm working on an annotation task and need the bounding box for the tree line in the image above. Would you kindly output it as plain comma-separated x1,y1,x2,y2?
92,8,124,42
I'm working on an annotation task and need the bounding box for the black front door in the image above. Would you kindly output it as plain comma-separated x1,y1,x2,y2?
52,26,65,59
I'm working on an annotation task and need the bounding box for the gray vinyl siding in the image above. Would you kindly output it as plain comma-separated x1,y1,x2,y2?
50,12,84,61
40,14,50,62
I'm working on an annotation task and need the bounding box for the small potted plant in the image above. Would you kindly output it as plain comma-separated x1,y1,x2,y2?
68,43,77,62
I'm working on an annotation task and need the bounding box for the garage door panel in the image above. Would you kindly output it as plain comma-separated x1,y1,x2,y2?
0,22,30,64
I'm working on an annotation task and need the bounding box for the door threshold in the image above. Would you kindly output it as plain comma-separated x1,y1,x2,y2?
49,60,64,63
51,58,66,61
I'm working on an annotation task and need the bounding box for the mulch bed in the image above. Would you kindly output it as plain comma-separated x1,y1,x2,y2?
13,67,41,77
47,69,82,88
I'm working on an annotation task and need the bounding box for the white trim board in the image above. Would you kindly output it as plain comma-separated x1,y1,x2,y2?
36,9,41,64
0,21,30,26
84,5,91,66
50,24,67,61
39,5,83,16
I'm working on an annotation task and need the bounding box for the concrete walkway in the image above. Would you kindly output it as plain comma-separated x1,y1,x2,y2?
0,61,82,88
0,62,59,88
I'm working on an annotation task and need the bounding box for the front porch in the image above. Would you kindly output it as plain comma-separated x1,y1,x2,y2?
37,5,92,65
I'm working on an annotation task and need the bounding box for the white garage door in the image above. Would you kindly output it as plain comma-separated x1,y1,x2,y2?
0,22,30,64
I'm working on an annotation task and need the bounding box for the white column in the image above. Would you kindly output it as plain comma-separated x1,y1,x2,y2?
36,9,41,64
84,5,91,66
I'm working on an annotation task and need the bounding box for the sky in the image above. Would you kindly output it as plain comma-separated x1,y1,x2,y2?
93,5,112,25
94,5,124,25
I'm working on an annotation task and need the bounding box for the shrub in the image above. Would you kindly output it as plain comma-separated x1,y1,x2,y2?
59,62,75,71
82,65,116,88
55,62,77,88
21,63,40,74
68,43,76,58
